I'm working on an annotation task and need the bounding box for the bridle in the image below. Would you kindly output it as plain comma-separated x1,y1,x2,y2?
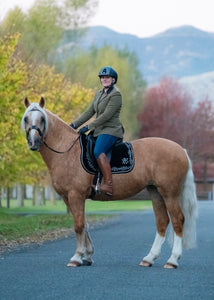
25,108,80,154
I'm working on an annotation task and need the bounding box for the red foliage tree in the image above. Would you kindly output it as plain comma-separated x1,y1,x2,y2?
138,78,193,146
138,78,214,182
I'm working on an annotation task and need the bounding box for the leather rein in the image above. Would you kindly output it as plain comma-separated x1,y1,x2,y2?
43,136,80,154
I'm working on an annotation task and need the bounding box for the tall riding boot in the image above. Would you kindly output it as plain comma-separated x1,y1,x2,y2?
96,153,113,196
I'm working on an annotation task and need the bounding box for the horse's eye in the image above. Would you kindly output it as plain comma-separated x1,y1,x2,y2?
24,116,28,123
41,116,45,123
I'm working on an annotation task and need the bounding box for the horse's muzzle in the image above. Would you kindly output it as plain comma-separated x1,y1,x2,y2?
28,137,42,151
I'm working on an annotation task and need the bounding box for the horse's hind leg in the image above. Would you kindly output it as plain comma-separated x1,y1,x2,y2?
140,186,170,267
164,197,184,269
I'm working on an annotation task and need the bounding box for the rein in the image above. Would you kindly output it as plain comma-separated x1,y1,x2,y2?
43,135,80,154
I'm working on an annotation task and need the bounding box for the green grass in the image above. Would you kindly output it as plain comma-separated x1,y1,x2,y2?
0,199,67,213
0,199,152,246
0,211,105,243
0,212,73,241
0,199,152,213
85,199,152,212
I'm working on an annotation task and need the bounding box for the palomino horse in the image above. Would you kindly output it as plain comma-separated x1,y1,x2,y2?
21,98,197,269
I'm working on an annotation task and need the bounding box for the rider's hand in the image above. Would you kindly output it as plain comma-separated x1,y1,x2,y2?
70,123,76,129
78,125,89,134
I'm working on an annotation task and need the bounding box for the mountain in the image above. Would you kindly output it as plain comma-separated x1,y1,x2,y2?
60,25,214,100
179,71,214,102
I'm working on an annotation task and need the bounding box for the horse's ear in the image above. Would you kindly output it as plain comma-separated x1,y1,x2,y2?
39,97,45,108
24,97,30,108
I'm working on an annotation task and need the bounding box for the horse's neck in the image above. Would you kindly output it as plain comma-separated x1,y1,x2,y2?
40,111,79,167
46,111,73,142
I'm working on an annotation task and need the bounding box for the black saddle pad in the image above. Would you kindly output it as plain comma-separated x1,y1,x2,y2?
79,134,135,175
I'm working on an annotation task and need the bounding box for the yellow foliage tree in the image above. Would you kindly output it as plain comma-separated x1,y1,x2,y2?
0,34,93,188
0,33,27,187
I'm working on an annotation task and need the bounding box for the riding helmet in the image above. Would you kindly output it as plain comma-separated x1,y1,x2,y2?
98,66,118,84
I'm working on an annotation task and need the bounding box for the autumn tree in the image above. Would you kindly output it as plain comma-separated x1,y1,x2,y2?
138,77,214,185
0,33,27,188
138,78,194,146
190,99,214,185
0,34,93,206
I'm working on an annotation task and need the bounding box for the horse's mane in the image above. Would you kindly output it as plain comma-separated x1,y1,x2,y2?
45,110,69,126
21,102,48,135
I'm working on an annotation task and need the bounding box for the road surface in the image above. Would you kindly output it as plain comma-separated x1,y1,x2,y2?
0,201,214,300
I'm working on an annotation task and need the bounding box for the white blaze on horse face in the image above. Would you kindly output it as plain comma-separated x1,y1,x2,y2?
30,110,40,147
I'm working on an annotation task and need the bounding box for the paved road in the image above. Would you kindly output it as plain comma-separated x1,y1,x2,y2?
0,201,214,300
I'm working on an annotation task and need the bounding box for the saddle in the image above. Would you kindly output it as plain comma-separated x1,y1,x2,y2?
79,133,135,175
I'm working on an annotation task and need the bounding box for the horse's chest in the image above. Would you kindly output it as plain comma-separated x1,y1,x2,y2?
50,169,69,193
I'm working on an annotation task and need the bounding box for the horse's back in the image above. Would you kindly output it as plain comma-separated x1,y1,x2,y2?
132,137,187,164
130,137,189,189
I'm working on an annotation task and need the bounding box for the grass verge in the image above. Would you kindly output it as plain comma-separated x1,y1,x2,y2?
0,199,152,253
0,212,109,254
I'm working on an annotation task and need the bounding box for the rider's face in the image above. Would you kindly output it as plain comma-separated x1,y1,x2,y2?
100,76,114,88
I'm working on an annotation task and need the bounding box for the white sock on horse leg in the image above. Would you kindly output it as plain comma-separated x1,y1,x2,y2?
167,233,182,267
143,232,165,264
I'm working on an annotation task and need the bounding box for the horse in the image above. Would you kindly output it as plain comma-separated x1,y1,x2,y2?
21,97,197,269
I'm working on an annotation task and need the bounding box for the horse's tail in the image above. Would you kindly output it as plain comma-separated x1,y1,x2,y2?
168,150,198,249
180,150,198,249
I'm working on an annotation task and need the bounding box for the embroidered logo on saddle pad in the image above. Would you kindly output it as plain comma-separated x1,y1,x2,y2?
79,134,135,175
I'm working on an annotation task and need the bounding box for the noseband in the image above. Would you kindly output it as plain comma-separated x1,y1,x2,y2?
26,108,79,154
26,125,44,139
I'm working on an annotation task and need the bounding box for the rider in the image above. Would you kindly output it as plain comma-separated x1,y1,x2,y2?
70,66,124,196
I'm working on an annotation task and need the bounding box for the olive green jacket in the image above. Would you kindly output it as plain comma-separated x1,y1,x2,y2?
74,86,124,138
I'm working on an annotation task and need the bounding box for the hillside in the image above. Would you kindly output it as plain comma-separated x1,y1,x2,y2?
59,25,214,100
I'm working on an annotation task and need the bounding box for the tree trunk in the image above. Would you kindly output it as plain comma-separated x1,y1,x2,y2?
49,187,56,204
7,187,10,208
34,184,44,206
17,184,25,207
203,158,208,191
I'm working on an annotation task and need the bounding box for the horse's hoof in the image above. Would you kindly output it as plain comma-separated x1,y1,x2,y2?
66,260,82,267
164,262,178,269
139,260,152,267
82,259,93,266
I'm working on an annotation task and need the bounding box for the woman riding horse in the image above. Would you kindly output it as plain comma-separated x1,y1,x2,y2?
21,97,197,268
70,66,124,196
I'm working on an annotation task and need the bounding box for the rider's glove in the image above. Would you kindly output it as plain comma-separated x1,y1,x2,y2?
70,123,77,129
78,125,89,135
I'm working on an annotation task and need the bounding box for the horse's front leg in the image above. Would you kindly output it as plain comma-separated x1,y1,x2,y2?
82,222,94,265
66,191,94,267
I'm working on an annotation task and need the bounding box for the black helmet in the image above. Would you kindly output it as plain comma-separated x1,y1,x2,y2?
98,66,118,84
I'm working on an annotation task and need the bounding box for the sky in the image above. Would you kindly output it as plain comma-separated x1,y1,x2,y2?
1,0,214,38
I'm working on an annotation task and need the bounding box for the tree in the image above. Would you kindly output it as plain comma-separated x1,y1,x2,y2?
190,99,214,186
0,33,27,188
0,34,93,195
138,78,193,146
138,77,214,185
0,0,97,65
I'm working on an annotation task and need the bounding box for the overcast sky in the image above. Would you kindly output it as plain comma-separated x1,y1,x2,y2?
1,0,214,37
